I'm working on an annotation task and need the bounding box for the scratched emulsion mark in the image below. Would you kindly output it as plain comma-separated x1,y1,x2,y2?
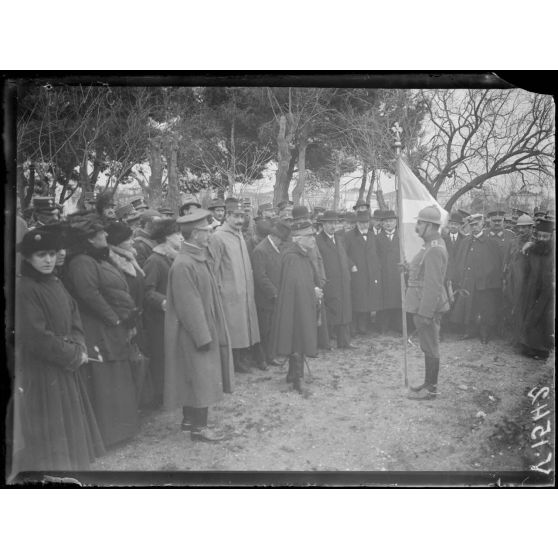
527,385,553,476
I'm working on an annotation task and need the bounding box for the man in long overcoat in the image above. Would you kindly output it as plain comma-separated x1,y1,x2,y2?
450,214,503,343
376,209,403,334
164,209,233,443
208,198,260,373
316,211,354,349
271,219,322,393
252,220,291,366
518,218,554,360
344,212,382,334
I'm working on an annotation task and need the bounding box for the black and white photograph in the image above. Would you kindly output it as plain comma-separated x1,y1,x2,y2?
3,73,555,487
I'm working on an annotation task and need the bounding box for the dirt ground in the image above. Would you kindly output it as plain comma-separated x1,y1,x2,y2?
92,331,555,477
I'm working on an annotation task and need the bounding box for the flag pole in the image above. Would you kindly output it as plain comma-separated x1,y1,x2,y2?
392,122,408,387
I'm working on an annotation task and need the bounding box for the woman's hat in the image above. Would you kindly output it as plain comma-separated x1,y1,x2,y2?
105,221,133,246
18,228,62,256
150,218,177,241
68,214,105,237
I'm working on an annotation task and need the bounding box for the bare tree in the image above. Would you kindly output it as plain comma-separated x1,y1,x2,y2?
415,89,555,210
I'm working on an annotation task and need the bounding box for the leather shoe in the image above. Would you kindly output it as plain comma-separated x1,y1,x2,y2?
409,383,426,393
190,427,226,443
235,361,251,374
267,358,281,366
256,360,268,371
407,387,437,400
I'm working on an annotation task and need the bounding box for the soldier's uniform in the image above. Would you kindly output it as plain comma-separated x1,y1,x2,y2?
404,206,449,400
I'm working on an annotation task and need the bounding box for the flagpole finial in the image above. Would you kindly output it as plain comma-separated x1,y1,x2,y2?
391,122,402,156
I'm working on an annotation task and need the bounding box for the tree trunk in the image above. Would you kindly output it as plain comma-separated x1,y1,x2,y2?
273,114,295,206
23,163,36,209
227,118,236,197
147,138,163,206
332,155,341,211
375,184,388,211
365,168,376,205
357,164,368,201
291,134,307,205
166,135,180,211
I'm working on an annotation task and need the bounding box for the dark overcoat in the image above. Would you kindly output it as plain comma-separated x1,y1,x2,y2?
450,232,503,325
14,262,104,472
164,242,234,410
519,245,554,352
271,242,318,357
376,230,402,309
316,231,352,326
133,230,157,268
64,249,138,446
488,229,515,269
252,236,282,311
442,232,466,284
344,227,383,312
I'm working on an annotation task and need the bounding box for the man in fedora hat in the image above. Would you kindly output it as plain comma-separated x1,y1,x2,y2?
252,220,291,367
353,199,370,216
164,208,233,442
208,198,260,374
344,210,382,335
208,198,226,228
271,218,322,393
316,210,354,349
450,213,503,344
370,209,384,238
376,209,403,334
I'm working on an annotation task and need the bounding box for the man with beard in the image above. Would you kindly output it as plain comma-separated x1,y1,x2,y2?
271,218,322,394
209,198,260,374
518,218,555,360
450,214,503,344
405,206,450,400
503,214,535,344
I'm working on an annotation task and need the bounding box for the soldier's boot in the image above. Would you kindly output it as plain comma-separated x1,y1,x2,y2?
408,357,438,400
426,358,439,397
409,356,432,392
292,355,304,394
286,355,297,384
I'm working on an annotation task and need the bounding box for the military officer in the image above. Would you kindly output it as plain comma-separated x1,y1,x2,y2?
405,206,450,400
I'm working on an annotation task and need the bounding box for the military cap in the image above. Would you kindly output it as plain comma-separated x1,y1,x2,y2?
18,228,63,256
150,218,177,241
208,198,226,210
225,197,244,213
416,205,442,225
129,195,149,210
176,208,212,228
353,200,370,211
487,205,506,217
179,194,202,213
115,203,135,220
449,211,464,224
105,221,133,246
382,209,397,220
242,198,253,209
258,202,274,212
320,210,339,222
533,207,547,217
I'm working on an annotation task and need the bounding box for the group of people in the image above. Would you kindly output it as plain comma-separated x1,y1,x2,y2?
10,189,555,473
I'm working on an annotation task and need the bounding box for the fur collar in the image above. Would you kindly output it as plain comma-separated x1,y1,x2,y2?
109,245,145,277
152,242,179,261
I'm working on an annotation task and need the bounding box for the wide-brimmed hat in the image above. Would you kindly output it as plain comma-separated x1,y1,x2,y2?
372,209,384,219
150,218,177,241
18,228,63,256
69,214,105,237
448,211,464,224
292,205,310,221
382,209,397,220
177,208,212,227
320,210,339,222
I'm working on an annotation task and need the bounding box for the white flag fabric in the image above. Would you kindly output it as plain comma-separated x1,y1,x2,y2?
397,157,448,263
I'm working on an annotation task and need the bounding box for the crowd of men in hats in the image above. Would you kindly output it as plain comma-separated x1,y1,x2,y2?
11,189,555,472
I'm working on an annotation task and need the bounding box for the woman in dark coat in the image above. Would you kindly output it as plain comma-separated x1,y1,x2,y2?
64,216,139,448
13,229,104,474
142,218,181,407
271,220,321,393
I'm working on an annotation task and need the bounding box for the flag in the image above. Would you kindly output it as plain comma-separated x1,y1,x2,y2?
397,157,448,262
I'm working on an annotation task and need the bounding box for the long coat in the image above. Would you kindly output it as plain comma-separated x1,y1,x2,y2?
14,262,104,472
344,227,383,312
64,249,138,446
316,231,352,326
164,242,234,410
442,231,466,284
519,245,554,352
271,242,318,357
252,236,282,311
209,222,260,348
488,228,515,270
376,229,402,309
450,231,503,325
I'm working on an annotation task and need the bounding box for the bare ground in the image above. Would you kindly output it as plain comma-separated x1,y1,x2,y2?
92,332,555,475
